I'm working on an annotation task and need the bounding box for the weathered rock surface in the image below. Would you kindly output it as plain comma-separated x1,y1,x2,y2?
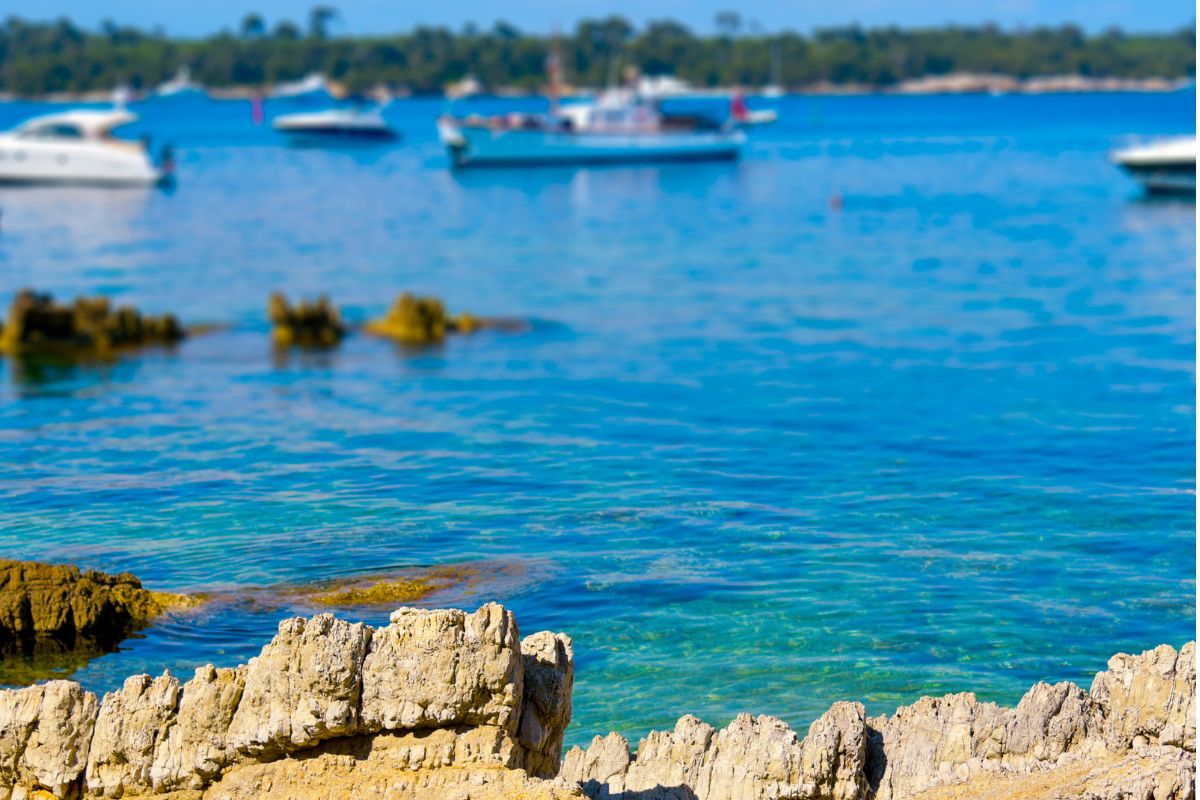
0,601,1189,800
0,603,575,799
563,641,1195,800
0,559,190,656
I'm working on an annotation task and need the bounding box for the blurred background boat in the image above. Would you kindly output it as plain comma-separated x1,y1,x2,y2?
273,104,398,143
154,67,205,99
0,109,169,186
269,73,331,102
1111,136,1196,195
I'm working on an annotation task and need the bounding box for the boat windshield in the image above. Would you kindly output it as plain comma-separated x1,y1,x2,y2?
17,122,86,140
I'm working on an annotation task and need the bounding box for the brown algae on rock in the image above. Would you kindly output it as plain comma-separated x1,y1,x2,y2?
296,564,481,607
366,291,525,344
268,291,346,347
0,289,184,357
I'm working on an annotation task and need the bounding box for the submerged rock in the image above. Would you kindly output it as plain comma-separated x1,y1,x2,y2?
0,290,184,357
294,564,480,608
267,292,346,347
366,291,525,344
0,601,1189,800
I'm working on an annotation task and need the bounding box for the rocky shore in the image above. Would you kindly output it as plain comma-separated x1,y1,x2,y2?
0,602,1191,800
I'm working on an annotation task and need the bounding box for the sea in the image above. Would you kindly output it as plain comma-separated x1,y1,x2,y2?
0,89,1193,745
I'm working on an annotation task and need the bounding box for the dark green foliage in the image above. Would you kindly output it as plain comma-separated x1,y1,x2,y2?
0,13,1193,96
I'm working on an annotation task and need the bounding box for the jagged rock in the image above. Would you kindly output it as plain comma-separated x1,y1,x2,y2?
267,293,345,347
0,681,97,798
227,614,371,757
359,605,523,734
0,289,183,357
519,632,575,779
0,604,1190,800
1091,641,1195,752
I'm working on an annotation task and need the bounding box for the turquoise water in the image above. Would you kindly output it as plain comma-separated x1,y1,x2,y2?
0,91,1194,744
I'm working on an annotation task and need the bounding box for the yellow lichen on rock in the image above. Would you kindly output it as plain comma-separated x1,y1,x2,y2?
0,289,184,357
267,292,345,347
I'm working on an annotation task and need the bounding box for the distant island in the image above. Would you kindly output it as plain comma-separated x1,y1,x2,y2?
0,10,1194,98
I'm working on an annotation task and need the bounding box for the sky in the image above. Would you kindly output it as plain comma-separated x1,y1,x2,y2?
3,0,1194,36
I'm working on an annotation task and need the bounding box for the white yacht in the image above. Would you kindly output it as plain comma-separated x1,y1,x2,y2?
438,90,744,168
273,106,397,142
154,66,205,97
0,110,168,186
1111,137,1196,195
269,73,331,101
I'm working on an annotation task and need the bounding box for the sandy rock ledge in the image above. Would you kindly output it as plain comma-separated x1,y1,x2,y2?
0,601,1191,800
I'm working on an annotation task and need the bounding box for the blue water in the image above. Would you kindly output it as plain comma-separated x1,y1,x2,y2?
0,91,1193,744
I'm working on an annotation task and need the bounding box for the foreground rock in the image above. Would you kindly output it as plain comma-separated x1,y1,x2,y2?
561,641,1195,800
267,292,346,347
0,603,577,799
0,600,1190,800
0,290,184,357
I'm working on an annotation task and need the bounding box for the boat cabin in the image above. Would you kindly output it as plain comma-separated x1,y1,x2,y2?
11,110,137,142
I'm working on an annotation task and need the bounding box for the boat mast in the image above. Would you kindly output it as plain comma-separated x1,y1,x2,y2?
547,31,563,116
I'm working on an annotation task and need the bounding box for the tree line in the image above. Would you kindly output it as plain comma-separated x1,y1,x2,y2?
0,11,1194,96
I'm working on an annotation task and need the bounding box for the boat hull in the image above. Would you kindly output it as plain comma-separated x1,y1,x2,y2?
1117,163,1196,195
0,140,163,187
440,123,744,168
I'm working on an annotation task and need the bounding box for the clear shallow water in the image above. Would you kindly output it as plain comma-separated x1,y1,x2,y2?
0,91,1193,744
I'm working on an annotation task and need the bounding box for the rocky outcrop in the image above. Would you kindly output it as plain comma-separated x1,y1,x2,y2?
365,291,528,345
0,559,191,657
0,290,183,357
267,293,345,347
563,641,1195,800
0,600,1190,800
0,603,577,800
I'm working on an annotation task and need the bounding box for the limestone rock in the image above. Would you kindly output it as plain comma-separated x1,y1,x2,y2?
0,681,97,798
519,631,575,779
267,293,345,347
360,604,522,735
0,290,183,357
149,665,245,791
86,673,180,797
1091,641,1195,752
799,702,868,800
227,614,370,757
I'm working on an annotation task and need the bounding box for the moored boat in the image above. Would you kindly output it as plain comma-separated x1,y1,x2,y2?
269,73,331,101
154,66,205,98
273,106,398,142
1111,137,1196,195
0,109,170,186
438,91,744,168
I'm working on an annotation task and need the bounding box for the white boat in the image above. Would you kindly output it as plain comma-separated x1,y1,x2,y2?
1111,137,1196,195
445,75,484,100
730,94,779,128
269,73,331,101
0,110,169,186
438,90,744,168
154,66,205,97
273,106,397,141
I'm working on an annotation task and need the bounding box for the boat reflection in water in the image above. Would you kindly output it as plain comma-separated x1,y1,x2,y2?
438,90,744,168
1111,136,1196,196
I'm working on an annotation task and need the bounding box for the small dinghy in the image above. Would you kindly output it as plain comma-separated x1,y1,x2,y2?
273,106,398,143
1111,137,1195,195
730,93,779,128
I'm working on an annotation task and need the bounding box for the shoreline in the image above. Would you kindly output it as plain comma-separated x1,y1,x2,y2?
0,601,1191,799
0,74,1190,105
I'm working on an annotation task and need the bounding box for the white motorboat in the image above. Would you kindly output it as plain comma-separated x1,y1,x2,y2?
1111,137,1196,195
730,94,778,128
0,109,169,186
438,90,744,168
273,106,398,142
269,73,331,101
154,66,205,97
